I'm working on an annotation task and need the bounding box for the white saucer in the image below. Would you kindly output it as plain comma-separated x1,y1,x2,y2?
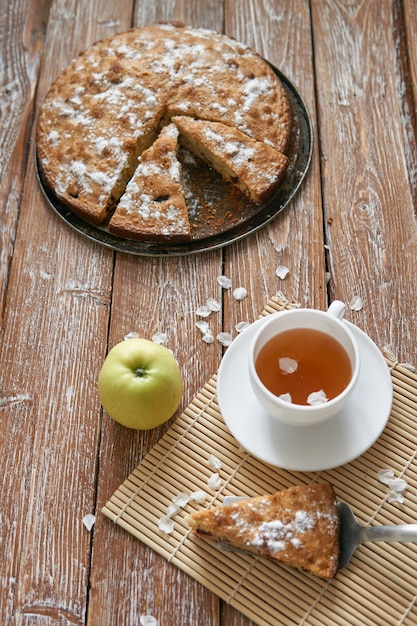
217,316,393,472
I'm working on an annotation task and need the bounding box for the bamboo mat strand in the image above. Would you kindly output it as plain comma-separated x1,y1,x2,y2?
102,295,417,626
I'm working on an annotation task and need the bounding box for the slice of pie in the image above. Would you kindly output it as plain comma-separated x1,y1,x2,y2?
108,123,191,241
186,483,340,579
172,116,289,204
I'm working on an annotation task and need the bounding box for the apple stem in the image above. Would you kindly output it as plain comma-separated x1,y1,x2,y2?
135,368,145,377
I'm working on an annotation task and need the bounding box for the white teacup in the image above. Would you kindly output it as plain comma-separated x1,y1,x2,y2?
248,301,360,426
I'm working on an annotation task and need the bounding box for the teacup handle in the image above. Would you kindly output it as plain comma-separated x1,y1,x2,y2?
327,300,346,320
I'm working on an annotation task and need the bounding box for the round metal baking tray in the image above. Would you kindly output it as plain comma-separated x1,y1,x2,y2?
36,65,313,257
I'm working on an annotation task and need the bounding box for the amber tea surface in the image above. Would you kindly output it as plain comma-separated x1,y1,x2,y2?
255,328,352,406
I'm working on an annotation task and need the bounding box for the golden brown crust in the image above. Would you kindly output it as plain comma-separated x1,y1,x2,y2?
187,483,340,579
108,124,191,241
36,23,292,238
172,116,289,204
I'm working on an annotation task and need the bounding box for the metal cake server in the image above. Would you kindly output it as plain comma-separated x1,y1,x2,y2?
337,501,417,569
221,496,417,570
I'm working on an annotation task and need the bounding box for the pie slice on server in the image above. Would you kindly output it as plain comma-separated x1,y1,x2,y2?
186,483,340,579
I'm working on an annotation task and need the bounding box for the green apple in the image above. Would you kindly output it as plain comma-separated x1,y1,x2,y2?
98,338,183,429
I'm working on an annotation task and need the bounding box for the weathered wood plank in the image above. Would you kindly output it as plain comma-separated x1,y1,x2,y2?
224,0,326,319
0,0,52,324
401,0,417,203
0,0,133,624
221,1,323,624
87,4,227,626
402,0,417,111
88,253,225,625
311,0,417,364
135,0,225,29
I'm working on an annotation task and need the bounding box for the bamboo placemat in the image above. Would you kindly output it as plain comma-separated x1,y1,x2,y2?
102,295,417,626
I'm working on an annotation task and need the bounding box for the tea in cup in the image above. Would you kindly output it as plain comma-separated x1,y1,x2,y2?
248,301,360,426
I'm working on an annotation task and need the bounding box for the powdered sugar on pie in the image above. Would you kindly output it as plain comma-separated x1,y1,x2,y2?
36,23,292,241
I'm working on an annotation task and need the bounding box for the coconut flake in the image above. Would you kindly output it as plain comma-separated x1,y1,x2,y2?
196,305,211,317
276,265,289,280
217,332,233,347
82,514,96,531
140,615,157,626
307,390,328,405
166,503,180,517
158,516,174,534
189,490,207,503
202,331,214,344
388,478,408,493
207,297,221,312
279,393,293,403
124,331,139,340
349,295,363,311
196,320,210,333
172,492,190,507
279,357,298,374
165,490,205,522
152,332,167,345
208,454,222,470
207,473,222,490
378,468,407,503
387,490,405,504
378,468,395,485
233,287,247,301
217,275,232,289
235,321,250,333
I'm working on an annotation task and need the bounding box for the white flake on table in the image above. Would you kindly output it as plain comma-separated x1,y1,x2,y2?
152,332,167,345
388,478,408,492
349,295,363,311
207,297,221,312
276,265,289,279
202,331,214,344
158,516,175,534
378,468,407,503
217,332,233,346
82,514,96,531
233,287,247,300
195,305,211,317
387,490,405,504
194,280,250,345
207,473,222,490
195,319,215,344
124,331,139,340
208,454,222,470
159,489,209,534
217,275,232,289
196,320,210,333
378,468,395,484
172,492,190,507
140,615,157,625
189,490,207,503
166,502,181,517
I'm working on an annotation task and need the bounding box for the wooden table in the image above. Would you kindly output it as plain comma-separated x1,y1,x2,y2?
2,1,417,624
